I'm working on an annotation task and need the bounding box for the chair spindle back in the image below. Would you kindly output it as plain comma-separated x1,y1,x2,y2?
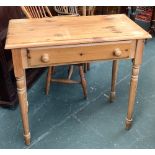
21,6,52,18
54,6,78,15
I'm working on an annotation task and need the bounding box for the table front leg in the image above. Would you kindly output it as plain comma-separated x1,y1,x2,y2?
12,49,30,145
16,74,30,145
125,40,144,129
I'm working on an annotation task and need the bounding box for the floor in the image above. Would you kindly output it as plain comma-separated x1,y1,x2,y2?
0,37,155,149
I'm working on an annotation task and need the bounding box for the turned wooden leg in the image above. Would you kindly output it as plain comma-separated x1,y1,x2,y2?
24,71,29,113
125,40,144,129
46,66,53,95
79,64,87,98
68,65,74,79
126,64,140,129
16,75,30,145
12,49,31,145
110,60,119,102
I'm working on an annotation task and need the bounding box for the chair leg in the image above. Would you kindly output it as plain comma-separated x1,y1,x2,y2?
87,63,90,71
79,64,87,98
110,60,119,102
68,65,74,79
84,63,90,72
84,63,87,73
52,66,56,74
46,66,53,95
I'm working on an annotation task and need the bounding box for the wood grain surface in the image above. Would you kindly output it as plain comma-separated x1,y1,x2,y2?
5,14,151,49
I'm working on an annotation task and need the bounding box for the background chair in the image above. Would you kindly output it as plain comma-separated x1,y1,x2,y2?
21,6,52,18
54,6,79,15
20,6,87,98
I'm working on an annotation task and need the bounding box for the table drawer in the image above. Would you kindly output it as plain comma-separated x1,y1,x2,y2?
27,41,135,67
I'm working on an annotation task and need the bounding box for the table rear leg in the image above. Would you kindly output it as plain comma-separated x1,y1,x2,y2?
12,49,31,145
110,60,119,102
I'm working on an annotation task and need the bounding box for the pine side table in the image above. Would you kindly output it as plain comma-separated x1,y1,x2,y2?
5,14,151,145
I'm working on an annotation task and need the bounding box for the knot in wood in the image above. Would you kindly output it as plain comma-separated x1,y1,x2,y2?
80,52,84,56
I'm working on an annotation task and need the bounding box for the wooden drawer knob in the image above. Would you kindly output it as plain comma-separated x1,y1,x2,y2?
114,48,122,57
41,53,49,63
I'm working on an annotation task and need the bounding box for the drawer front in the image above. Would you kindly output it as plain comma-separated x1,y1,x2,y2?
27,41,135,67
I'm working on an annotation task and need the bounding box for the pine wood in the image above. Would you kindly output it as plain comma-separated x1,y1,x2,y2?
134,39,145,65
12,49,30,145
126,40,144,129
11,49,25,76
5,14,151,145
26,41,133,68
5,14,151,49
110,60,119,102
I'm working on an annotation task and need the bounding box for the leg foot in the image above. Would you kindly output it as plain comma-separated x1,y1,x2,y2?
125,117,133,130
109,91,116,103
24,132,31,145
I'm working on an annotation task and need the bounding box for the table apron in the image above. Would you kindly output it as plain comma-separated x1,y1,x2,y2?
22,40,137,69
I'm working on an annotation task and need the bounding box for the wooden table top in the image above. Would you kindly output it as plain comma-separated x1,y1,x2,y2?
5,14,151,49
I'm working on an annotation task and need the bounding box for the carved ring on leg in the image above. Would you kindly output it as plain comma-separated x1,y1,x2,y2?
110,91,116,102
16,76,31,145
125,64,140,130
125,117,133,130
24,132,31,145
